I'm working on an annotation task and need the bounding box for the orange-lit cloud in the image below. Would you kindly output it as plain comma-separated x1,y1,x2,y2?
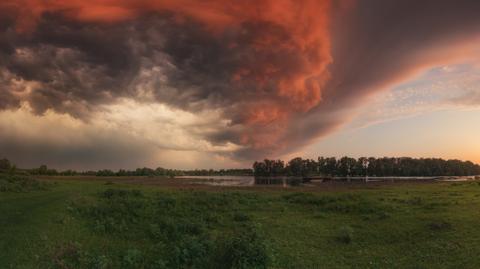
4,0,334,110
1,0,334,152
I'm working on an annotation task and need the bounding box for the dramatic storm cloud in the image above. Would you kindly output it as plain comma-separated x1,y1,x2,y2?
1,0,480,168
282,0,480,156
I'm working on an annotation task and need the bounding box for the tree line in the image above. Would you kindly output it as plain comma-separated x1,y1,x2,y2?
0,158,252,177
91,168,252,177
253,157,480,177
3,156,479,178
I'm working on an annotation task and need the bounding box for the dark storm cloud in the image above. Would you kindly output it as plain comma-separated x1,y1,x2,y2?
0,14,142,118
260,0,480,158
0,88,19,110
172,0,480,159
0,4,332,157
1,0,480,164
0,13,305,116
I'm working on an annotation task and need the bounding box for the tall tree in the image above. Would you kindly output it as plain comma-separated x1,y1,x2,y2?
0,158,11,171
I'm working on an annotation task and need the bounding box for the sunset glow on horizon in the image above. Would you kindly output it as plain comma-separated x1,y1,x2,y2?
1,0,480,169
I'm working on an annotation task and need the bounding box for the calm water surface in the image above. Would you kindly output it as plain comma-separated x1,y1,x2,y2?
175,175,478,187
175,176,255,186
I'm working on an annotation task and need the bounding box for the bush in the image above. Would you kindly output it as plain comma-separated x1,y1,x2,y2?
47,242,113,269
233,212,251,222
122,248,144,268
0,158,11,171
336,225,354,244
170,235,212,267
50,242,82,269
216,228,269,269
427,220,453,231
0,174,50,192
101,188,143,199
282,192,331,206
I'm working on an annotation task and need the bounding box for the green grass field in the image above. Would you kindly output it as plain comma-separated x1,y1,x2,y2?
2,175,480,268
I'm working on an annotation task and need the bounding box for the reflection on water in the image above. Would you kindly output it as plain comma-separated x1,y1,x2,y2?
175,176,303,186
254,177,303,186
175,176,255,186
175,175,479,187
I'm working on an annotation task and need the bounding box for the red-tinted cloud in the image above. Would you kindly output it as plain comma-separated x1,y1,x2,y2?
5,0,334,107
1,0,335,152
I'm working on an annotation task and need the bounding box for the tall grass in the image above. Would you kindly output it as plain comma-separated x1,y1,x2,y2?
60,189,270,268
0,174,50,192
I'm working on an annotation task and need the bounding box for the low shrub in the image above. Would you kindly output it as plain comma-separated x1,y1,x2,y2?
0,174,50,192
122,248,144,268
233,212,251,222
427,220,453,231
283,192,390,217
216,228,269,269
336,225,354,244
282,192,333,206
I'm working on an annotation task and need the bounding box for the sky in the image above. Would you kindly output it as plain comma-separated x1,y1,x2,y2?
1,0,480,170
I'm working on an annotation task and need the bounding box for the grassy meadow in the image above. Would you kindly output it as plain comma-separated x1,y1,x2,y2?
2,174,480,268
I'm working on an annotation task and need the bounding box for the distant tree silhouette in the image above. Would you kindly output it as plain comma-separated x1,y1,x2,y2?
0,158,11,171
253,157,480,177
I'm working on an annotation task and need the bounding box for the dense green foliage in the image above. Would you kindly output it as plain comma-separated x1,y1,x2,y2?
4,178,480,268
0,174,50,192
24,163,252,177
253,156,480,177
61,189,269,268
